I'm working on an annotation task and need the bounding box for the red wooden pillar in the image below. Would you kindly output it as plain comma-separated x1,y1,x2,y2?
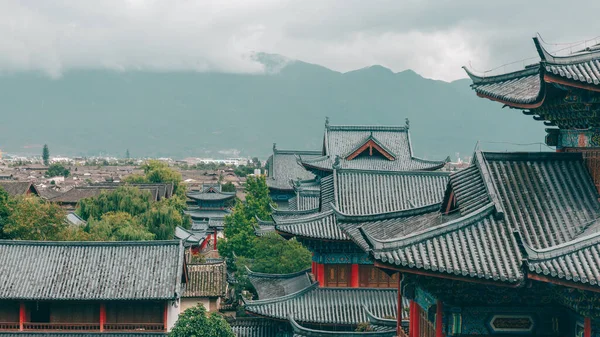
409,301,420,337
19,302,25,331
311,261,316,277
213,231,217,250
397,273,403,336
99,303,106,332
585,317,591,337
350,264,359,288
164,302,169,332
317,264,325,287
436,300,443,337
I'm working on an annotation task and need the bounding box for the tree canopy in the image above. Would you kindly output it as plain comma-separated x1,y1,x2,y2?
45,163,70,178
169,304,234,337
221,182,236,193
218,176,311,275
2,195,66,240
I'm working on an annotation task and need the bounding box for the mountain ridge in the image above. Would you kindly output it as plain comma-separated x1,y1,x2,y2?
0,57,546,159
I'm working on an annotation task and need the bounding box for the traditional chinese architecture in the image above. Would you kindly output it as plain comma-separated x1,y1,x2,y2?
297,119,449,177
0,181,39,197
463,35,600,191
181,260,228,312
185,184,235,251
266,144,321,208
0,240,186,335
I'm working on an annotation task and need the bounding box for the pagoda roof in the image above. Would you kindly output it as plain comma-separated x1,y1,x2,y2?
358,151,600,288
243,283,398,326
288,190,320,211
174,226,206,246
0,240,184,301
267,146,321,191
185,208,230,221
299,123,448,173
187,184,236,201
276,211,347,241
464,35,600,114
246,267,313,300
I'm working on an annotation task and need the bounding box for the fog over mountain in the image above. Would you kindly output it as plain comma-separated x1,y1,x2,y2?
0,55,546,160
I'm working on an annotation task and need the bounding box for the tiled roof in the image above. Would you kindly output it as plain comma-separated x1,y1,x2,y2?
175,226,206,245
230,318,288,337
299,124,448,173
183,261,227,298
289,316,396,337
91,183,174,199
334,169,449,216
247,267,313,300
271,207,320,222
0,332,167,337
187,184,236,201
362,151,600,287
0,240,184,300
51,186,159,203
276,211,347,241
464,36,600,109
0,181,38,197
267,148,321,191
464,66,543,105
185,208,230,220
288,191,320,212
244,283,397,325
66,212,87,226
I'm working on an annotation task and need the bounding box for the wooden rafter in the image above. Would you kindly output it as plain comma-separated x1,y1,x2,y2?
346,139,395,161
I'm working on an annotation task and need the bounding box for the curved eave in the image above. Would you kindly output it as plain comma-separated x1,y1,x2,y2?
409,156,450,171
361,203,496,251
332,202,442,223
534,35,600,65
519,226,600,261
289,316,396,337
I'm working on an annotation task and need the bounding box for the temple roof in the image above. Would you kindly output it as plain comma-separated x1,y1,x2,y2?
243,283,397,326
288,190,320,211
276,211,346,241
358,151,600,287
464,36,600,124
91,182,174,200
230,318,286,337
187,184,236,201
246,267,313,300
175,226,206,246
183,261,227,298
299,123,448,173
185,208,230,221
0,240,184,300
267,146,321,191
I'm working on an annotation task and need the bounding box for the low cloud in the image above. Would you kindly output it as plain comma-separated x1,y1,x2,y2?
1,0,599,81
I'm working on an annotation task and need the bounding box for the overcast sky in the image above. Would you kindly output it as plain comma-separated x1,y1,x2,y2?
2,0,599,81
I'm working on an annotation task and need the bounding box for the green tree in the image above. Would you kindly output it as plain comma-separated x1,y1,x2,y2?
126,149,130,159
251,232,312,274
169,304,234,337
4,196,66,240
45,163,70,178
218,176,272,259
138,199,188,240
77,186,152,220
85,212,155,241
221,182,236,193
0,188,12,239
42,144,49,166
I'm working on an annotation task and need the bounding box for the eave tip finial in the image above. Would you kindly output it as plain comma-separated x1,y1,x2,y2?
325,116,330,128
273,143,277,152
333,155,341,170
405,118,410,129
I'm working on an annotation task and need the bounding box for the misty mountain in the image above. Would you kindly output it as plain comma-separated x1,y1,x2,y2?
0,56,547,160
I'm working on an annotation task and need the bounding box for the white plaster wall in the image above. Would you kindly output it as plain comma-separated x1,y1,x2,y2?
166,299,180,332
180,298,210,312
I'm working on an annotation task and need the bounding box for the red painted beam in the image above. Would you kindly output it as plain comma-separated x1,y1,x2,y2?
528,273,600,293
436,300,444,337
350,264,359,288
585,317,591,337
545,74,600,93
163,302,168,332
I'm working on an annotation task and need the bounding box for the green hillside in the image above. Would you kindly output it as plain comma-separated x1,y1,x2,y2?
0,57,547,160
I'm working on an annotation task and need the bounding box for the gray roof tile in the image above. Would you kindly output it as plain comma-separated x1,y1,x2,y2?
0,240,184,300
247,268,313,300
183,261,227,298
267,149,321,191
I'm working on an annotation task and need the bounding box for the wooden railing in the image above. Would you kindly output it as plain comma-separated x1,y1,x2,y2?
104,323,164,331
419,307,436,337
23,323,100,331
0,322,19,330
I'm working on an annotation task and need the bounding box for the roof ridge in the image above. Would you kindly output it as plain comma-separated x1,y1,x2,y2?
246,266,311,279
243,282,319,305
517,222,600,261
361,203,496,251
462,64,540,85
275,210,334,225
364,306,397,326
474,151,505,219
327,125,409,132
333,202,441,222
289,315,395,336
271,205,320,216
534,35,600,65
482,151,582,162
335,168,451,177
0,240,181,247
